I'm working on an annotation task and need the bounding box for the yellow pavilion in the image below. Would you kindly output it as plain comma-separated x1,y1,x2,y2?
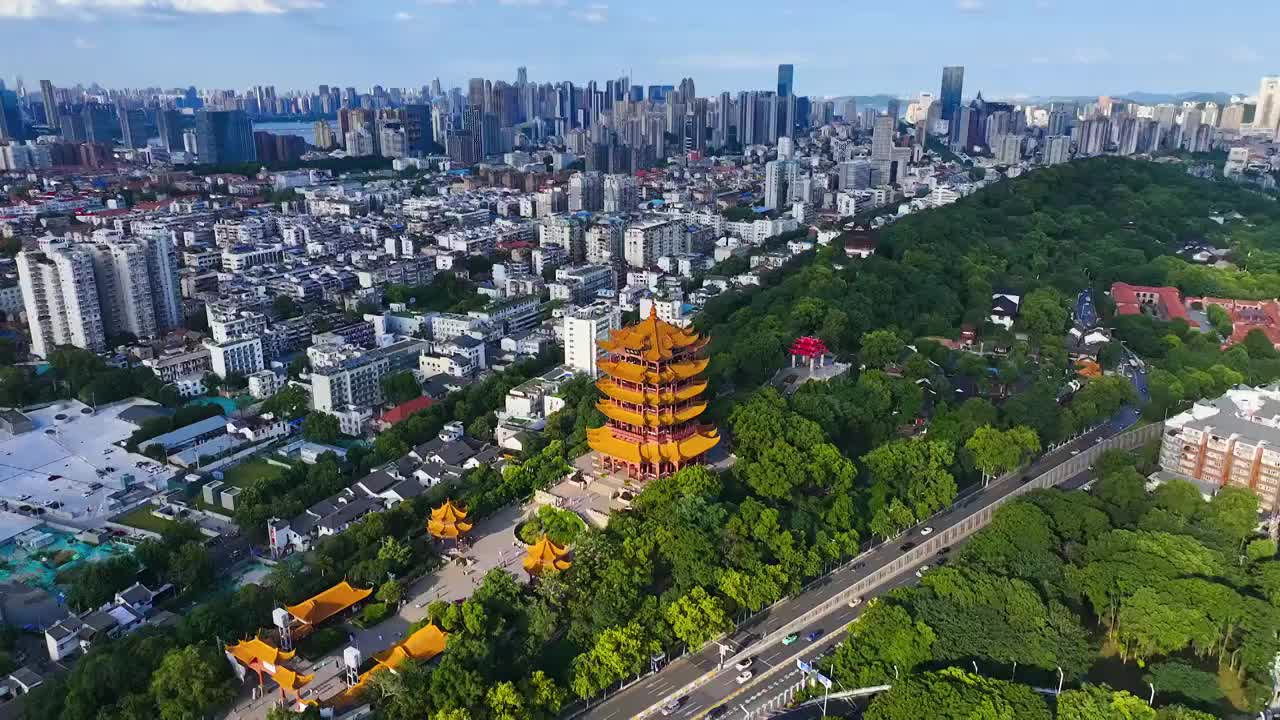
522,535,571,575
427,499,473,540
587,307,720,480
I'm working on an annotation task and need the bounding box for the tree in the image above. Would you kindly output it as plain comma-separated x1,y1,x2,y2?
381,371,422,405
1200,486,1259,547
303,412,341,442
664,587,731,651
377,578,405,606
64,555,140,611
288,355,310,379
261,385,310,421
149,645,235,720
965,425,1040,482
377,536,413,573
865,668,1050,720
826,601,935,687
169,541,214,593
1019,288,1070,339
860,330,905,369
1057,684,1156,720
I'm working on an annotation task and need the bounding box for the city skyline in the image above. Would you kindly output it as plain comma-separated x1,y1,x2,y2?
0,0,1276,98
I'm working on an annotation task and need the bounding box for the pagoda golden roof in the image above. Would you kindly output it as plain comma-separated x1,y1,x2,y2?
522,535,571,574
587,426,721,466
428,499,474,539
596,400,708,428
226,637,296,669
372,623,448,670
598,308,706,362
271,665,316,697
597,378,708,406
598,357,710,385
286,581,373,626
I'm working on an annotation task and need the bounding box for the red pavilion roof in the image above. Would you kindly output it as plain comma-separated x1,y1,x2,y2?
789,336,828,358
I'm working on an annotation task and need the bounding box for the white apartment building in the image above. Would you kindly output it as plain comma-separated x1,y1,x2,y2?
247,369,283,400
205,336,265,379
142,348,212,384
213,218,268,246
603,174,638,213
90,241,158,340
1160,385,1280,510
17,246,106,358
549,264,615,305
540,216,585,261
564,302,621,376
221,244,285,272
586,221,625,265
431,312,488,342
624,218,688,269
1043,136,1071,166
207,304,268,344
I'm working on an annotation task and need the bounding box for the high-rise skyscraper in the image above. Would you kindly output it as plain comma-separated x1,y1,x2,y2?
0,89,25,142
18,244,107,358
940,66,965,128
1254,76,1280,136
157,109,186,152
764,159,796,210
401,104,433,156
195,110,255,165
777,64,795,97
40,80,59,130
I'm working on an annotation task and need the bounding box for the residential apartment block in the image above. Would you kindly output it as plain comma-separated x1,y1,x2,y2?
1160,384,1280,510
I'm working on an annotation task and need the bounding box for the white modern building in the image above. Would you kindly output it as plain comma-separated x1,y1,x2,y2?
564,302,621,377
206,336,265,379
624,218,688,269
17,245,106,358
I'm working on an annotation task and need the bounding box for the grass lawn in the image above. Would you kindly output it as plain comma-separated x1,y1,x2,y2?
220,458,286,489
115,505,180,535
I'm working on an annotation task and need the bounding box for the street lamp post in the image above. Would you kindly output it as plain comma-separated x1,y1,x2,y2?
1149,681,1156,706
1057,666,1064,696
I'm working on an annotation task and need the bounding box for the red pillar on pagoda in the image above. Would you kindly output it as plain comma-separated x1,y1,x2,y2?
789,336,829,372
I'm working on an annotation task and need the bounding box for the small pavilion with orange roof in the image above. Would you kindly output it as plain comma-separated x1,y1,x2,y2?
224,636,315,703
285,581,373,635
329,623,449,708
427,499,473,540
522,534,572,575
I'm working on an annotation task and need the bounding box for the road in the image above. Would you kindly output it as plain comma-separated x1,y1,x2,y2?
579,416,1135,720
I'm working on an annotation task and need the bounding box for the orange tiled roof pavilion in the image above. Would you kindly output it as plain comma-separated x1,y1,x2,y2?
587,307,720,480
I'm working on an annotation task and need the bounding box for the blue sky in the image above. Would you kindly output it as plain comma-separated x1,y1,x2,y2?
0,0,1275,99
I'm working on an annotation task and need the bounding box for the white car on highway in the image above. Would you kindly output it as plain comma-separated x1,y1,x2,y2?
736,670,754,684
847,596,863,608
735,657,753,671
916,564,931,578
920,526,934,536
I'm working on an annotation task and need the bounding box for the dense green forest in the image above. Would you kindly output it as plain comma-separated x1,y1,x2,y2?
822,450,1277,719
698,157,1280,395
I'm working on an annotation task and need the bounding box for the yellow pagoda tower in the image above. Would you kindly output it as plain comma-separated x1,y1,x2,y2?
587,307,720,480
427,499,473,540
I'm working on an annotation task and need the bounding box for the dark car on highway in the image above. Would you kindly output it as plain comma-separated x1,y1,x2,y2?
899,541,916,552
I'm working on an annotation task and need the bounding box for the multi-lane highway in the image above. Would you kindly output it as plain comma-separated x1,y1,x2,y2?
578,405,1157,720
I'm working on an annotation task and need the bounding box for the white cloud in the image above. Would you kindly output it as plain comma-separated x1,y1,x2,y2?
393,9,412,19
0,0,324,18
570,1,604,23
72,34,95,48
955,0,985,11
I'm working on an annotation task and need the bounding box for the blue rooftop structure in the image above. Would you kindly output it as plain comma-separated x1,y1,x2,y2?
143,415,228,452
